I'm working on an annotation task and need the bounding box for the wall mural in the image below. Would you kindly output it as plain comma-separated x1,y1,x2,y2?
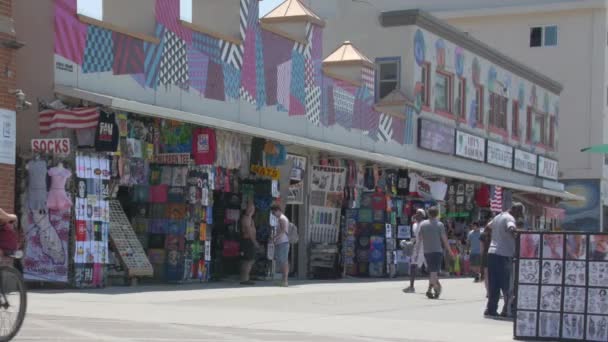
411,28,558,154
560,179,601,232
53,0,414,148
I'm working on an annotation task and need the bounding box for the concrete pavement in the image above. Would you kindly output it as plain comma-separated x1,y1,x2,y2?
15,278,514,341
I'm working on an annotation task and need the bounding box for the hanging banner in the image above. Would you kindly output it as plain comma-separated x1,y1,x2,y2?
418,118,455,155
309,165,347,243
486,140,513,169
538,156,558,180
408,172,447,201
153,153,191,165
31,138,71,155
0,109,16,165
287,182,304,205
23,209,70,283
287,154,306,181
455,130,485,162
514,149,537,175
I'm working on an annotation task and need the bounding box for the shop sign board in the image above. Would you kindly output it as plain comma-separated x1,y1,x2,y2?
154,153,190,165
417,118,455,155
455,130,485,162
0,109,15,164
31,138,70,155
513,149,537,175
486,140,513,169
537,156,558,180
250,164,280,179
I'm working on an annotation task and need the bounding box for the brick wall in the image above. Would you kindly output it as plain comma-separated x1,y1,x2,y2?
0,0,16,213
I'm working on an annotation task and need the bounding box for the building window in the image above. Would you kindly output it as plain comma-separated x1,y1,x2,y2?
475,86,484,126
376,58,400,101
527,107,548,145
435,71,453,114
530,25,558,47
421,62,431,108
454,78,466,119
549,116,556,148
512,101,520,137
489,92,508,130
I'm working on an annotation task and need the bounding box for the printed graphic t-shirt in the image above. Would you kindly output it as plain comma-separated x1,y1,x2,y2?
94,111,119,152
192,128,216,165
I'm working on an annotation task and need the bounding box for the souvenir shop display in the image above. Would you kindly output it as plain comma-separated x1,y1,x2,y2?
108,200,153,280
73,152,111,288
308,164,346,278
20,152,72,283
514,232,608,341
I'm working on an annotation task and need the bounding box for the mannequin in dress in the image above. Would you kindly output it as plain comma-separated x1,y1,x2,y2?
47,161,73,211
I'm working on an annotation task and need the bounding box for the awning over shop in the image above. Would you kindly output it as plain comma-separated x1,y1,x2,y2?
54,85,584,202
515,194,566,219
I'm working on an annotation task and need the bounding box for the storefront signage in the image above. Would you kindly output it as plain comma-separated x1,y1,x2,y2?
455,130,485,162
250,164,280,179
153,153,191,165
0,110,15,164
538,156,558,180
514,149,537,175
31,138,70,155
417,119,455,155
486,141,513,169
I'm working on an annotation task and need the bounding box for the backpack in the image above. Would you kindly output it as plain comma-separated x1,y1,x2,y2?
288,223,299,244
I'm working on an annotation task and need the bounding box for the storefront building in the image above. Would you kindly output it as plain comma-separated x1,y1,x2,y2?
13,0,581,285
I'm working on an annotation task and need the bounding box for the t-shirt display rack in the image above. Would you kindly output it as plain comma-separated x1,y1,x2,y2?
514,232,608,342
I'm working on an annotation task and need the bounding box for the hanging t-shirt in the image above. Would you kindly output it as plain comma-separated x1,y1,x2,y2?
192,128,216,165
371,192,386,211
94,111,119,152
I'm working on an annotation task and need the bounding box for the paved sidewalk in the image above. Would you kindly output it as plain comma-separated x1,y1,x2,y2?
16,278,514,342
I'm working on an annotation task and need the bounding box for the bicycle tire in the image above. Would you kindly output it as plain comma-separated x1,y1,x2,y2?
0,266,27,342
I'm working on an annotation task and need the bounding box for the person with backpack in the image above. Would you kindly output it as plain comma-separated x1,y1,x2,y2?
271,205,290,287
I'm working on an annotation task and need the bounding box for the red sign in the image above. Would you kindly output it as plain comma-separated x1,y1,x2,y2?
31,138,70,155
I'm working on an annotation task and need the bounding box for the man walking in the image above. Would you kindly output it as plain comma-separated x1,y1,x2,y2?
271,205,290,287
484,203,525,318
467,222,482,281
418,207,454,299
240,202,259,285
403,209,427,293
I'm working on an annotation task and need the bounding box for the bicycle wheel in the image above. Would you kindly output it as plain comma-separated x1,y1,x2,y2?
0,266,26,342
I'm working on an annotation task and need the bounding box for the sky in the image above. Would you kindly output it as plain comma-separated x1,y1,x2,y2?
259,0,284,17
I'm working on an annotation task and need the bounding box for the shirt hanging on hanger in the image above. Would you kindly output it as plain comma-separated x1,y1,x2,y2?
94,111,119,152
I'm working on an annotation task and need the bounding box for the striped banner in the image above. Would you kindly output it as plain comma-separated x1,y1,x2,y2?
144,24,165,89
39,107,99,134
491,186,503,213
54,0,87,64
112,32,144,75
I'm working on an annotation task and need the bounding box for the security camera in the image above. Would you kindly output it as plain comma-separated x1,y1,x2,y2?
9,89,31,110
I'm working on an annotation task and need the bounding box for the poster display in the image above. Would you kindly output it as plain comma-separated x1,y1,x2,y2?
515,232,608,341
23,208,70,282
417,118,455,155
309,165,346,243
74,152,111,288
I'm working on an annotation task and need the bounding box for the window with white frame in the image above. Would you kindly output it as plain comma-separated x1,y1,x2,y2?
435,71,453,113
376,58,400,100
527,107,548,144
530,25,558,47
